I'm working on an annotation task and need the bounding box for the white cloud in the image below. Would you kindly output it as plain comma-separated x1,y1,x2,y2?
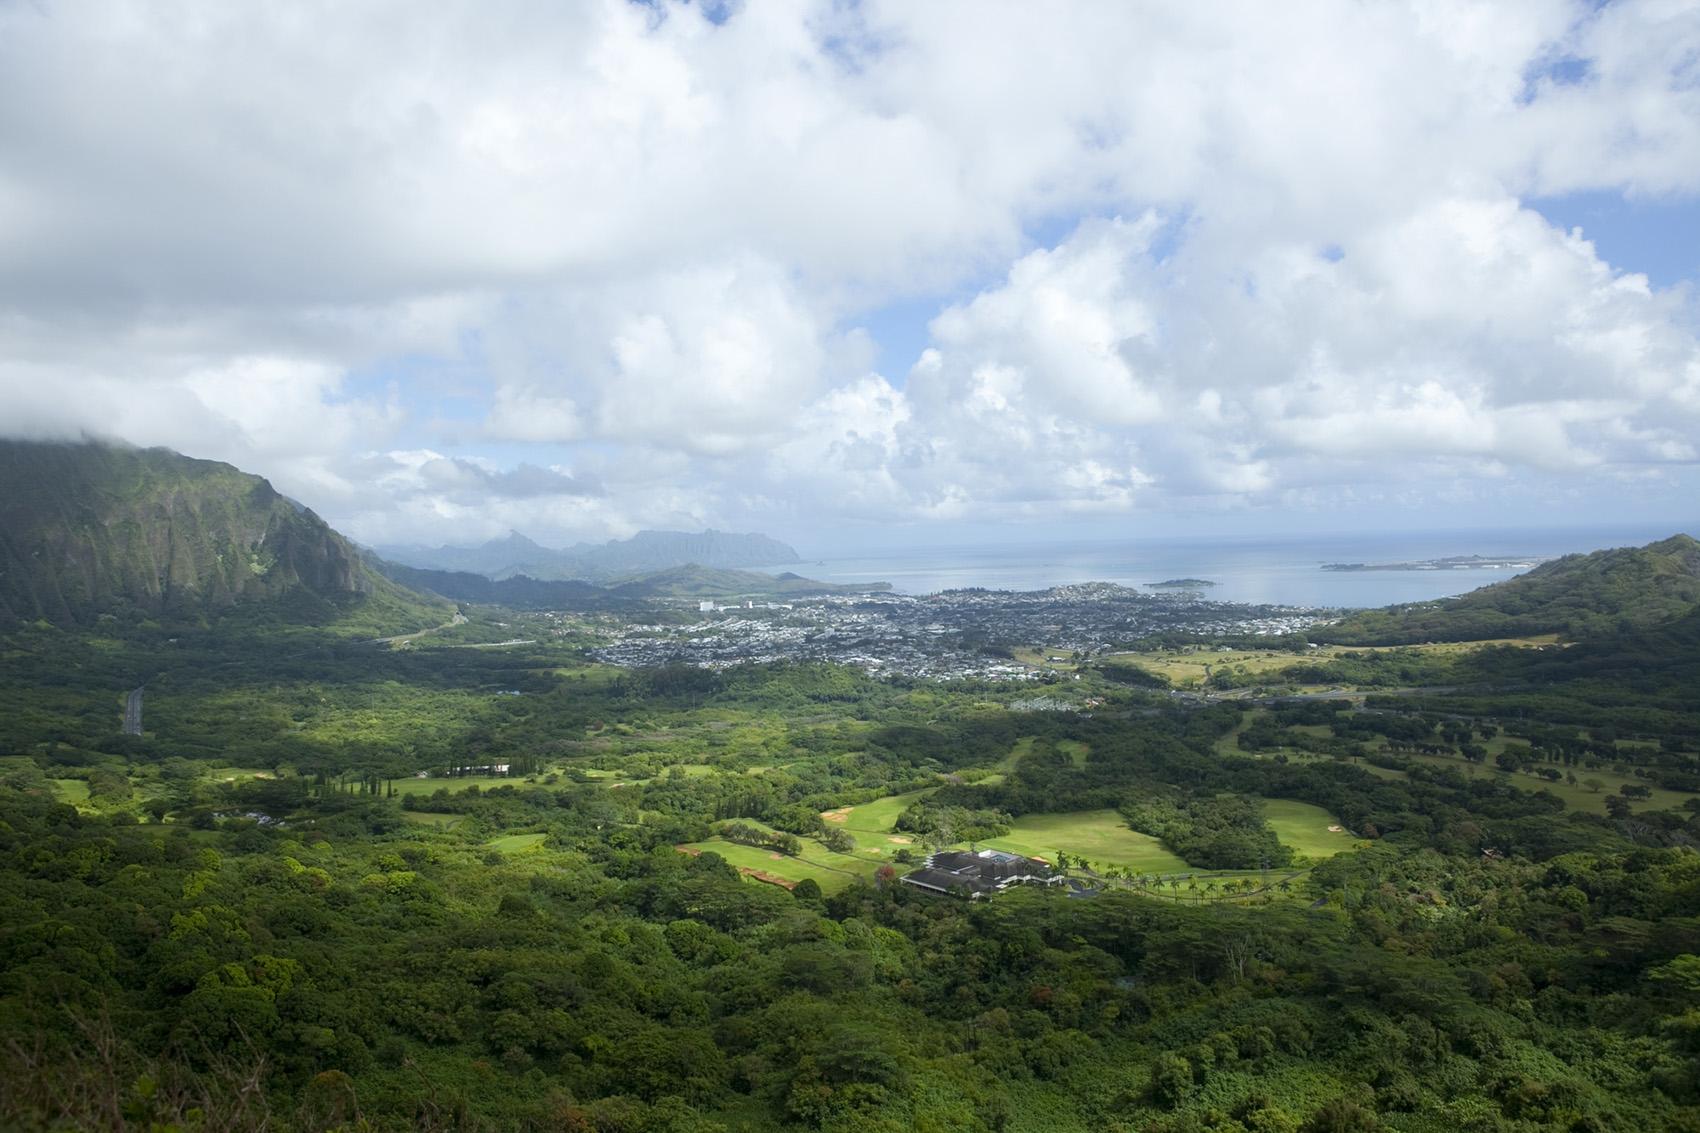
0,0,1697,542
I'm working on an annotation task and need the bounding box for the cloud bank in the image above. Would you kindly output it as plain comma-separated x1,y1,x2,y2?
1,0,1697,546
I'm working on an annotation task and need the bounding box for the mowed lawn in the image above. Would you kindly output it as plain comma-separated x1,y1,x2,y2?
678,838,874,893
391,774,533,797
1260,798,1355,858
977,810,1189,873
1057,740,1089,767
821,788,935,838
50,778,90,804
487,833,547,853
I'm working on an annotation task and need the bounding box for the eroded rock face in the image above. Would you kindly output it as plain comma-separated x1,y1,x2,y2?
0,440,373,624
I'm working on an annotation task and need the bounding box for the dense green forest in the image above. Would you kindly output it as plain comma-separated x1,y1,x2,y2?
6,472,1700,1131
1316,535,1700,645
6,592,1700,1132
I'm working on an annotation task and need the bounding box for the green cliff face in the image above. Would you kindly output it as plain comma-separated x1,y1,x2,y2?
0,440,445,630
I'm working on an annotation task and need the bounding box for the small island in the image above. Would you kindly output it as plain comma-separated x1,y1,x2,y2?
1146,578,1218,589
1322,554,1542,572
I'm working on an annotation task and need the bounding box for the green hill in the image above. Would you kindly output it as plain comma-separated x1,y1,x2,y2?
1316,534,1700,645
607,564,890,600
371,558,887,607
0,440,448,633
369,558,607,608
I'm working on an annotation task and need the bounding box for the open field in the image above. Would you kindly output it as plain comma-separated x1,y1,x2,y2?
1107,649,1315,688
977,810,1189,872
821,787,934,837
1058,739,1089,767
401,811,463,829
208,766,275,782
678,838,873,893
1378,748,1696,813
1108,635,1561,688
1011,646,1082,672
390,774,539,797
487,833,547,853
50,778,89,804
1261,798,1355,858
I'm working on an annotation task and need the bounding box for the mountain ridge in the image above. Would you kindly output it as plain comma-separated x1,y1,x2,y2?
371,557,889,608
1315,533,1700,645
0,439,448,632
379,528,800,581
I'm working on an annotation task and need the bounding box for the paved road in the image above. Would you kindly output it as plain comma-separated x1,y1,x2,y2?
122,686,143,735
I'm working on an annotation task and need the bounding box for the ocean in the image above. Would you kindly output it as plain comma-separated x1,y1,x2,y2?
759,524,1695,609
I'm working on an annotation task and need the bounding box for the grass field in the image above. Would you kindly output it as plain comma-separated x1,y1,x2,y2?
1057,740,1089,767
208,766,275,782
487,833,547,854
390,774,536,797
977,810,1189,872
678,838,874,893
1261,798,1354,858
50,778,89,804
1108,636,1561,689
1379,748,1696,813
401,811,463,829
821,788,934,838
1011,647,1082,672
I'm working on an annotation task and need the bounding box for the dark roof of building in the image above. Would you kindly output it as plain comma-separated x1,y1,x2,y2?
898,848,1058,897
901,867,998,895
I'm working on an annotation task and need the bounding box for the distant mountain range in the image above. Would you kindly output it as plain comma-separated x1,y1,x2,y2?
0,440,881,627
371,560,888,607
1315,533,1700,644
0,440,448,631
378,529,801,581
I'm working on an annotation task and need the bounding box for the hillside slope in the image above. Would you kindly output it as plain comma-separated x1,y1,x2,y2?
1316,534,1700,644
0,440,447,631
607,564,890,599
370,559,606,609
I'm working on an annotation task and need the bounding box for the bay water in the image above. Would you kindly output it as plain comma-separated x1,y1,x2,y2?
761,524,1696,609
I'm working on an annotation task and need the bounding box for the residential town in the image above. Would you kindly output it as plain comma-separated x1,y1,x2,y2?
588,583,1328,680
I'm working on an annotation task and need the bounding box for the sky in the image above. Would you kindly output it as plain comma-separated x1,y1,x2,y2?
2,0,1699,555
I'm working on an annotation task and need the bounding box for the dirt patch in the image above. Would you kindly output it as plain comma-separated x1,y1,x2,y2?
676,845,702,857
886,834,913,845
1327,824,1344,833
821,807,852,824
740,868,797,890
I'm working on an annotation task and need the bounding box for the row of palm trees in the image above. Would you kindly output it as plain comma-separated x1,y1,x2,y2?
1057,854,1298,902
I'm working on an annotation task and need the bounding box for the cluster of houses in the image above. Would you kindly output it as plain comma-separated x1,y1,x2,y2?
594,586,1326,682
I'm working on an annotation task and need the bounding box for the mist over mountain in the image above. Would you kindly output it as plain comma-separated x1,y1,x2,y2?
379,528,801,581
0,440,447,631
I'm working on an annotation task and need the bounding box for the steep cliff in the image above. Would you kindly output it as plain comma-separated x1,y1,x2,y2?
0,439,445,630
